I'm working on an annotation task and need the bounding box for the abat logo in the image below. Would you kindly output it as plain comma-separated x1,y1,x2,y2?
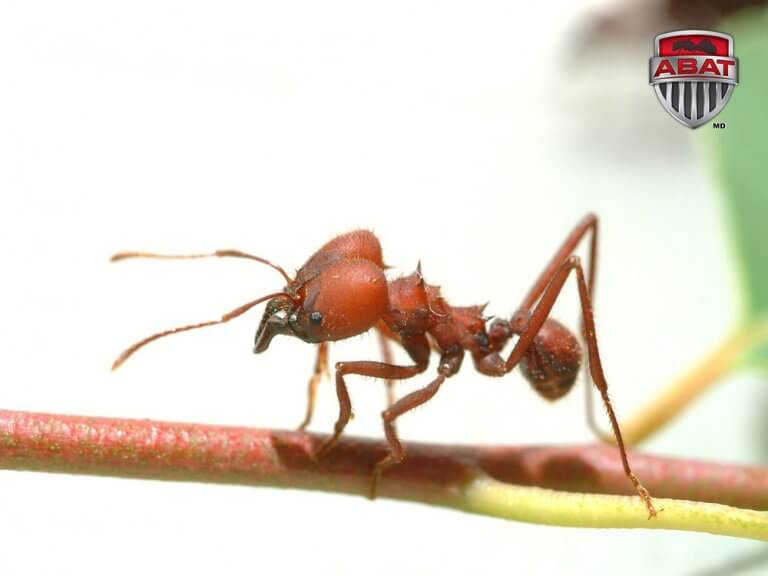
649,30,738,128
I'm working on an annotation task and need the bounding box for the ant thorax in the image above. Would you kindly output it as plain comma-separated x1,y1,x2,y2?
383,270,489,355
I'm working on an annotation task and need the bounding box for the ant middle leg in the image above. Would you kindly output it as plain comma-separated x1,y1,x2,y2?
369,372,446,498
505,255,657,518
370,349,463,498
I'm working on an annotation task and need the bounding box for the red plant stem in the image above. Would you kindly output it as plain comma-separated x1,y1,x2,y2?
1,409,766,510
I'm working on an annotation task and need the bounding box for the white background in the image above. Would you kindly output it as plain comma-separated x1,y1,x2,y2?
1,1,766,574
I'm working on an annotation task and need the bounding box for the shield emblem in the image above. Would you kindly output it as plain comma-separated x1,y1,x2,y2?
649,30,738,129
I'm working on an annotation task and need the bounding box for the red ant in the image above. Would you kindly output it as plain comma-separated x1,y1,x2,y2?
111,214,657,518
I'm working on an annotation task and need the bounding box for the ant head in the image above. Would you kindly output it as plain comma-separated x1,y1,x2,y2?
253,258,389,353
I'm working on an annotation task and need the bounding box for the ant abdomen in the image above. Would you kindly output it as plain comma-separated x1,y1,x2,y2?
520,318,582,401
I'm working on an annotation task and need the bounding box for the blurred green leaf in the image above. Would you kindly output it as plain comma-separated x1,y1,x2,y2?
702,9,768,369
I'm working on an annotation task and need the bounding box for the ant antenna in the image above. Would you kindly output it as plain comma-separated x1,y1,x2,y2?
110,249,293,285
111,291,290,370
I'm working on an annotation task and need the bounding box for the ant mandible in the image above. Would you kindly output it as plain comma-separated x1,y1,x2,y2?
111,214,657,518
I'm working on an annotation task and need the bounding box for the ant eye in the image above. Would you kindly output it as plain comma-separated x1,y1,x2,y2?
310,311,323,326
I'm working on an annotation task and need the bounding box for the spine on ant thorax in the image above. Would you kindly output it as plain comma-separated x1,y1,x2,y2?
382,269,494,357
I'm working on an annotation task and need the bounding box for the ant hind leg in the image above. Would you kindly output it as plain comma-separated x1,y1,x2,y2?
504,255,657,518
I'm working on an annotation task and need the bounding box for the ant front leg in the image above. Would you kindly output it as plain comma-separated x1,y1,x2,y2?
505,255,658,518
314,334,430,460
297,342,330,431
297,331,398,432
376,328,398,409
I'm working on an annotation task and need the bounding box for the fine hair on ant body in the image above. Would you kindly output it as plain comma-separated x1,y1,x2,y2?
111,214,657,518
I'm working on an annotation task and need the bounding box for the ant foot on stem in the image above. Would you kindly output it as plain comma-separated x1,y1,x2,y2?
369,455,395,499
312,432,342,462
630,473,659,519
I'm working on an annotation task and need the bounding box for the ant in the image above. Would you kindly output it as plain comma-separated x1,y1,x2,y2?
111,214,657,518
